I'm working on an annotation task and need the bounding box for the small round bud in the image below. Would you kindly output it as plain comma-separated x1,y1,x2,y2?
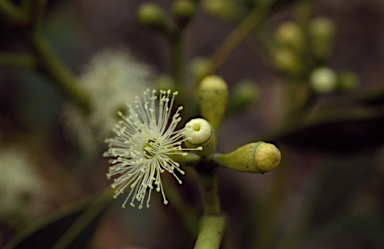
227,80,260,114
275,21,304,53
254,143,281,172
189,57,211,83
273,47,305,76
213,142,281,174
337,71,359,92
309,17,336,62
198,75,229,131
202,0,241,22
184,118,215,156
309,67,337,94
137,3,169,32
172,0,196,26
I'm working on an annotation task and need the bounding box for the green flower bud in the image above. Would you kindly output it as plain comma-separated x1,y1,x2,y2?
184,118,215,156
309,67,337,94
189,57,211,83
273,47,305,76
227,80,260,114
202,0,241,22
198,75,229,131
275,21,304,53
137,3,169,32
213,142,281,173
309,17,336,62
172,0,196,26
337,71,359,92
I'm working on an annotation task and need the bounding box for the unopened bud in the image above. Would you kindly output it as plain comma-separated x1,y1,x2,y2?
190,57,211,83
184,118,215,156
309,67,337,94
213,142,281,173
337,71,359,92
137,3,169,32
172,0,196,27
202,0,241,22
310,17,336,62
275,21,304,53
198,75,229,131
274,47,305,76
227,80,260,114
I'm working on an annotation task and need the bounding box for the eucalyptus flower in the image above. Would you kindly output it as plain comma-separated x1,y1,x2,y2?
103,89,201,209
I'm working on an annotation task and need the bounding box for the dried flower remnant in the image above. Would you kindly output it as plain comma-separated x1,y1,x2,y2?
103,89,201,209
62,48,153,155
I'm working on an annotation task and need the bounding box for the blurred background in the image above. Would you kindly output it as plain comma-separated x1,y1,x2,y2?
1,0,384,248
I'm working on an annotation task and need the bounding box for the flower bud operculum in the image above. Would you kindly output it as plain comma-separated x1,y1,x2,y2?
275,21,304,53
309,17,336,62
172,0,196,27
198,75,229,131
137,3,170,32
213,142,281,173
184,118,215,156
309,67,337,94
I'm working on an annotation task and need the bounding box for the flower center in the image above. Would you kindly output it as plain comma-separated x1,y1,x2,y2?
192,123,201,131
143,139,160,159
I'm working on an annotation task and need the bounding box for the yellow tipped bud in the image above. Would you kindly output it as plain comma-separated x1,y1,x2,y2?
227,80,260,114
202,0,242,22
213,142,281,173
198,75,229,131
273,47,305,76
184,118,215,156
172,0,196,26
275,21,304,53
309,67,337,94
137,3,169,32
309,17,336,62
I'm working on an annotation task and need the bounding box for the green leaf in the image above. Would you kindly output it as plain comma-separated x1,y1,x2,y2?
4,188,114,249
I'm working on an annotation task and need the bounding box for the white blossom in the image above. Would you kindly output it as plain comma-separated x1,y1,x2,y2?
103,89,201,209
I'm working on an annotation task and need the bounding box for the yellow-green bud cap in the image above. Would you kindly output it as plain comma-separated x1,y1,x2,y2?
202,0,241,22
309,67,337,94
172,0,196,26
213,142,281,173
309,17,336,62
189,57,211,83
198,75,229,131
275,21,304,53
273,47,305,76
184,118,215,156
337,71,359,92
227,80,260,114
137,3,169,32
